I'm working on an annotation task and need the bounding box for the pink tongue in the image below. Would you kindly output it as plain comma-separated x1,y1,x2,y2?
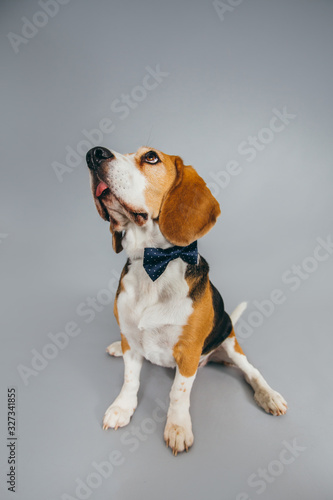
95,182,109,197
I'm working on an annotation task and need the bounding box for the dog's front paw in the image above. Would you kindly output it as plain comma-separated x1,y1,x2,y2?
164,418,194,456
106,341,123,357
102,405,134,430
254,388,288,416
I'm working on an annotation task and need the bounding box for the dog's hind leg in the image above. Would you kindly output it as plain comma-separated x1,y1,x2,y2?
209,330,288,416
199,302,247,368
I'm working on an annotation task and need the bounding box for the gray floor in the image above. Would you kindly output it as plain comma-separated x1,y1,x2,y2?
1,0,333,499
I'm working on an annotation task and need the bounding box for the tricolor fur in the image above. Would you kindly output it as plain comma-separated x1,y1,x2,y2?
86,146,287,456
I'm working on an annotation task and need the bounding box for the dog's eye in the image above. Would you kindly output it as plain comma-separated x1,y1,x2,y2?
144,151,160,164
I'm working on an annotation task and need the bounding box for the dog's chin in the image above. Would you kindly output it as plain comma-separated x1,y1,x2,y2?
95,187,148,228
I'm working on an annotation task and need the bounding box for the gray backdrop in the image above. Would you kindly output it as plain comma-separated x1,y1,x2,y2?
1,0,333,499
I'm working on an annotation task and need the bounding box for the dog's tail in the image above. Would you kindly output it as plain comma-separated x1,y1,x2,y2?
230,301,247,326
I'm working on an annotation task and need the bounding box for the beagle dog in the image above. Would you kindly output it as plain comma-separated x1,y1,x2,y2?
85,146,287,456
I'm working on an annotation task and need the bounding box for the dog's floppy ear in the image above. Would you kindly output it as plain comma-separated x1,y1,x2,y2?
159,156,221,246
110,224,123,253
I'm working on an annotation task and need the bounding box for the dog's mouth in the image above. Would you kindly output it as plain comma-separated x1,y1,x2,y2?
95,181,148,226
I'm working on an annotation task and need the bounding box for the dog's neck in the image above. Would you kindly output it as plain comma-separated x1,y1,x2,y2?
122,219,172,261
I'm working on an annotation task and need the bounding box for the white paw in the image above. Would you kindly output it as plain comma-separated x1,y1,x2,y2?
254,387,288,416
164,419,194,455
106,341,123,357
102,405,134,430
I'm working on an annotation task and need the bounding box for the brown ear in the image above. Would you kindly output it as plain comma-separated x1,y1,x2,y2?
110,224,123,253
159,157,221,246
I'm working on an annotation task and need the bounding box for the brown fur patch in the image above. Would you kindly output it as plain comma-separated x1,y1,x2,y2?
185,256,209,302
121,333,130,354
132,148,220,245
110,221,123,253
113,300,119,324
173,280,214,377
133,148,177,219
159,157,221,246
113,260,130,325
114,262,131,355
228,328,245,355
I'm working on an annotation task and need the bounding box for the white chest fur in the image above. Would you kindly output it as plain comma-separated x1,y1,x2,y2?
117,258,193,368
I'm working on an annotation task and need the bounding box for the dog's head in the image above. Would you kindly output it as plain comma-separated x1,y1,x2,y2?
86,146,220,252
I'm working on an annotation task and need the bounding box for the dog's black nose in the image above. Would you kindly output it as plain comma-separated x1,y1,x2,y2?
86,147,114,170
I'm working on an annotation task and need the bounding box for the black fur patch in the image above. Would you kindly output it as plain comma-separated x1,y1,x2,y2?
201,282,233,355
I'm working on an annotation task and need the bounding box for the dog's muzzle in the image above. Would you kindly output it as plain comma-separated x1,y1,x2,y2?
86,147,114,170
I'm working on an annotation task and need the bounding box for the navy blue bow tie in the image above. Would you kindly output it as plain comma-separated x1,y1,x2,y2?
143,241,198,281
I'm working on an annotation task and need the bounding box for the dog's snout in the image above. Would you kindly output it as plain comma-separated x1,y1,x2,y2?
86,147,114,170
